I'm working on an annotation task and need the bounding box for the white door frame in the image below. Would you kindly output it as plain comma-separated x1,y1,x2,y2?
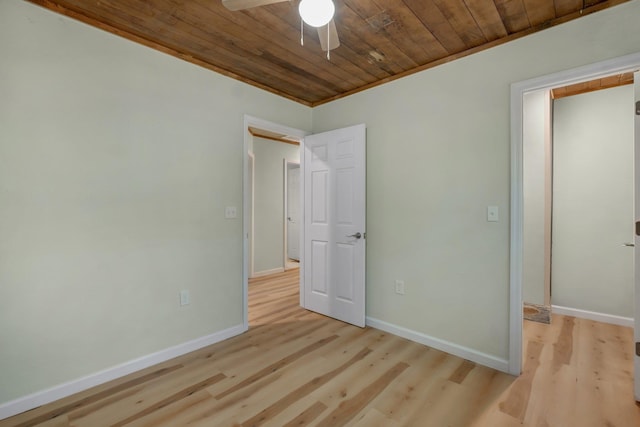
248,151,255,278
284,160,300,265
509,52,640,375
242,115,308,330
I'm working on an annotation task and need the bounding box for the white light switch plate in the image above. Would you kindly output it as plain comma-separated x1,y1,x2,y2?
487,206,499,222
225,206,237,219
180,290,190,306
394,280,405,295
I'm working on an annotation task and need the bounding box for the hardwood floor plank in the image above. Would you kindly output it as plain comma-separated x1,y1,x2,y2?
372,348,458,423
68,362,224,426
308,335,414,411
281,401,328,427
387,377,462,426
110,372,225,426
552,314,574,369
214,335,339,400
240,347,372,427
6,365,183,427
448,359,477,384
349,407,399,426
499,339,543,421
314,362,409,427
123,391,213,427
2,270,639,427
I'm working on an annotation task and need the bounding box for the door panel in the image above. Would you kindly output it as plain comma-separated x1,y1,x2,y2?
303,124,366,327
311,241,328,295
311,171,328,223
335,243,355,301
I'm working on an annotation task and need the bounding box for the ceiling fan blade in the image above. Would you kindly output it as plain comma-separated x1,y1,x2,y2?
317,19,340,51
222,0,288,11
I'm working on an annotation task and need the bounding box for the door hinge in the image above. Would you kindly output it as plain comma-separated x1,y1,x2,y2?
636,101,640,115
636,221,640,237
636,342,640,357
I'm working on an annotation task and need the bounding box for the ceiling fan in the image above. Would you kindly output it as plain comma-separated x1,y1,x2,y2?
222,0,340,57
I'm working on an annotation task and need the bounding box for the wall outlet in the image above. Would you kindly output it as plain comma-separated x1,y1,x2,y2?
394,280,405,295
180,290,190,306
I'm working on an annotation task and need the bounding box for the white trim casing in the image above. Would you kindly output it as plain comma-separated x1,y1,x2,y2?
248,150,255,278
0,324,245,421
299,135,306,309
509,51,640,376
251,267,285,277
552,305,634,328
283,160,301,268
242,115,308,331
366,317,509,373
283,158,289,270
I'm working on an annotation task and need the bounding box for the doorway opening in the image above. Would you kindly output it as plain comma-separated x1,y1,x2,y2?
523,78,635,327
242,116,307,330
510,52,640,376
247,128,301,278
243,119,368,331
285,161,301,271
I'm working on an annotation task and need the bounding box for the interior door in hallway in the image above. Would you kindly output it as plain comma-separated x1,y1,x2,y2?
302,124,366,327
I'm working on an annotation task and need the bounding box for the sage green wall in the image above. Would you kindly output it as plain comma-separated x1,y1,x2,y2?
0,1,311,404
252,137,300,273
312,1,640,360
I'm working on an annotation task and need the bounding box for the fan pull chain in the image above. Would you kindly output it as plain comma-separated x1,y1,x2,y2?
326,23,330,60
300,18,304,46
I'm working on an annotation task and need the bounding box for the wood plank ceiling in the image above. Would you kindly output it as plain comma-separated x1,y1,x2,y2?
29,0,630,106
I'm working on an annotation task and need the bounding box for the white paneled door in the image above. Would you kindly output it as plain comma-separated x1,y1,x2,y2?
302,124,366,327
634,71,640,402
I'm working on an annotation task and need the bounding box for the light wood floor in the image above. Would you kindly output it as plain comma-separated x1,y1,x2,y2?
3,269,639,426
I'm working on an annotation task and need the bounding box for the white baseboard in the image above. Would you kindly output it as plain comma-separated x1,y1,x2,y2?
365,317,509,374
551,305,634,327
0,324,245,421
251,267,285,278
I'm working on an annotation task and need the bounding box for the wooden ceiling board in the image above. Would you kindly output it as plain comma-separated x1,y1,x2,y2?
28,0,630,106
340,1,420,71
376,0,449,61
465,0,509,42
397,0,470,53
553,0,584,16
365,0,440,65
432,0,488,48
493,0,532,33
523,0,557,26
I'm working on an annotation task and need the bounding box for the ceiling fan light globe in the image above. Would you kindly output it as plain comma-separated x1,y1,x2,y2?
298,0,335,28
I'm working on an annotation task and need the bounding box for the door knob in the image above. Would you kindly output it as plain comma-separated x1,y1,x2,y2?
347,232,362,239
